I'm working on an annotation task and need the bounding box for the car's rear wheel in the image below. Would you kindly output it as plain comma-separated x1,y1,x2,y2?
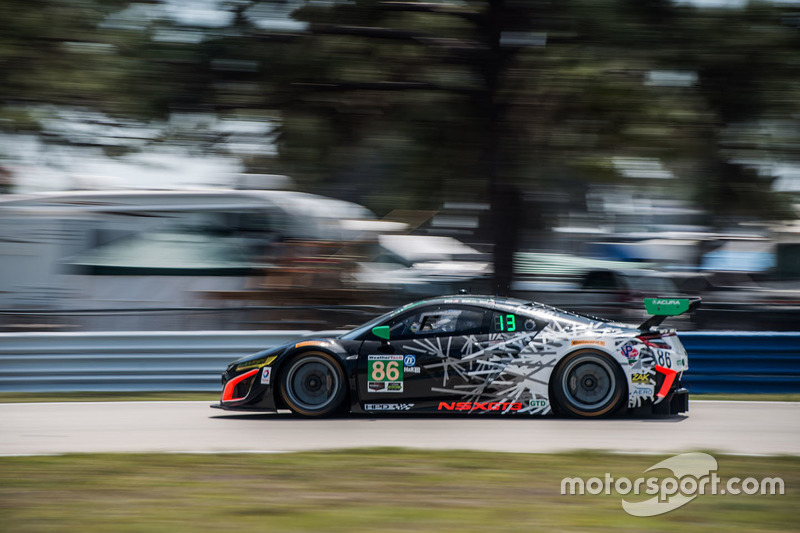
279,351,346,417
551,350,626,418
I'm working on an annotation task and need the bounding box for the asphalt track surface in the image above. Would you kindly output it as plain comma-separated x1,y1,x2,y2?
2,400,798,456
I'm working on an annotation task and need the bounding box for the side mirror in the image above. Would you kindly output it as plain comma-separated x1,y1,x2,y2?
371,325,390,341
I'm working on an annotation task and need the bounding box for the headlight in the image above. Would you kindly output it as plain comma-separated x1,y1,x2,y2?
235,355,277,372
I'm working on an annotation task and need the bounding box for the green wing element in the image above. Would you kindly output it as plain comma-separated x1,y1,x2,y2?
640,297,701,330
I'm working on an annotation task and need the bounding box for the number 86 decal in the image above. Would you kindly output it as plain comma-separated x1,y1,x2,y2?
371,360,401,381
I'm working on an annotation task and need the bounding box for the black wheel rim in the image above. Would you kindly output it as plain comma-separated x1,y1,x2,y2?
561,355,616,410
285,356,340,411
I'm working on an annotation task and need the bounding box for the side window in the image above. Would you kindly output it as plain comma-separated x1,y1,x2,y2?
492,312,539,333
387,307,488,339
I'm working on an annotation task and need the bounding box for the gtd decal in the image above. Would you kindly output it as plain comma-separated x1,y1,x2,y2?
438,402,523,411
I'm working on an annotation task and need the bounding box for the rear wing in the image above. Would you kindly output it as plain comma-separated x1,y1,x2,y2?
639,297,701,331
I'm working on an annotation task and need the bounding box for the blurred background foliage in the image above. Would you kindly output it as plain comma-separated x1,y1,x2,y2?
1,0,799,220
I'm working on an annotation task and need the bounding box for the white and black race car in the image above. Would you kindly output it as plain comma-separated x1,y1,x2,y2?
212,296,699,418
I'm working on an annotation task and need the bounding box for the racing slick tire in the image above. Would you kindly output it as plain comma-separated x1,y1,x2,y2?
551,349,626,418
279,351,347,417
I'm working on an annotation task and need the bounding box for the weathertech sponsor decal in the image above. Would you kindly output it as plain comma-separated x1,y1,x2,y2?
438,401,523,412
571,340,605,346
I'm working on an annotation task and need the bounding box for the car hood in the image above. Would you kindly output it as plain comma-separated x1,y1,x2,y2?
229,342,294,368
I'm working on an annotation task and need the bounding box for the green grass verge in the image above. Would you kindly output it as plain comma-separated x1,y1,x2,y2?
2,392,799,403
0,450,795,532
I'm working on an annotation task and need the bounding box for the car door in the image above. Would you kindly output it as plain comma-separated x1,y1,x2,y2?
357,304,491,409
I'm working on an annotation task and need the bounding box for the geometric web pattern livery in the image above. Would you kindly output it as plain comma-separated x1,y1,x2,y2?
406,316,652,415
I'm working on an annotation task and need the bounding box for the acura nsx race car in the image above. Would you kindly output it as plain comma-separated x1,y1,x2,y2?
212,296,699,418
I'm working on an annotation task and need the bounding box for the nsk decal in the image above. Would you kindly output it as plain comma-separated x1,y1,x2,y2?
368,354,404,393
439,401,523,411
365,403,414,411
631,373,651,384
295,340,329,349
260,366,272,385
571,340,605,346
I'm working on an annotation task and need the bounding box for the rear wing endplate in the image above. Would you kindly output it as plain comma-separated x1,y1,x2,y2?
639,297,701,331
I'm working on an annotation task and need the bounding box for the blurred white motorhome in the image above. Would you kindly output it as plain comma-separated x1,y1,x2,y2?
0,189,379,326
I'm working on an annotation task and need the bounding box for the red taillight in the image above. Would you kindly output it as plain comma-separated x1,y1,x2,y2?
221,368,260,403
637,334,671,349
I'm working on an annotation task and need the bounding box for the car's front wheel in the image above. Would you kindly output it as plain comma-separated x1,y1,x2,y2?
279,351,346,417
551,350,626,417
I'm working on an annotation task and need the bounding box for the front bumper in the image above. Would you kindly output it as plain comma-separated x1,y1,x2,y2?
214,366,278,411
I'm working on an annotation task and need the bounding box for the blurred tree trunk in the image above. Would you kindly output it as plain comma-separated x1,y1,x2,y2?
478,0,520,295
